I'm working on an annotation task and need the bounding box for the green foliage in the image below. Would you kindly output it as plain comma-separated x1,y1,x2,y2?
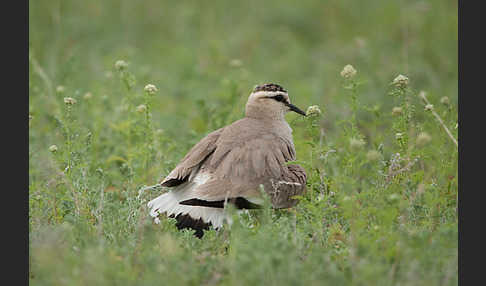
29,0,457,285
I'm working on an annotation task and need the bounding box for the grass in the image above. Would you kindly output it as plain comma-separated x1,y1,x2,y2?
29,0,458,285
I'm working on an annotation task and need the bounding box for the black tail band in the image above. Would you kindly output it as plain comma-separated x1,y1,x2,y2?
179,197,262,209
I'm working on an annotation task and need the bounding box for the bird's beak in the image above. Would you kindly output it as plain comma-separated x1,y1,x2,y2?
286,103,307,116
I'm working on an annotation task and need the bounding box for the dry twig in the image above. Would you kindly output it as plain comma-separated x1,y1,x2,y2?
419,92,458,147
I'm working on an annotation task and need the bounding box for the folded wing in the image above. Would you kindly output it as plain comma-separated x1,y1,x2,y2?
192,132,307,207
160,127,225,187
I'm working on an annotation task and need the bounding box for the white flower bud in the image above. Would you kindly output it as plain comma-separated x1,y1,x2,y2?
63,97,77,105
392,107,403,116
340,64,357,78
395,132,404,140
392,74,409,88
49,145,58,152
115,60,128,71
136,104,147,113
306,105,322,117
144,84,158,95
440,96,450,105
425,104,434,111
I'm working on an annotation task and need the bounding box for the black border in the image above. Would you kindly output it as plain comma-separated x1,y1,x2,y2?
458,1,482,285
6,0,28,285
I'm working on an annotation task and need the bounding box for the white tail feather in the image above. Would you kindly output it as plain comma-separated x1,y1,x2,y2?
147,191,229,228
148,171,233,228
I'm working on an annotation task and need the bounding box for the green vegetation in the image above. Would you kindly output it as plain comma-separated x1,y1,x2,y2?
29,0,458,285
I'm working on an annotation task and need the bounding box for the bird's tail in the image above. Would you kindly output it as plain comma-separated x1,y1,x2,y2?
147,191,229,238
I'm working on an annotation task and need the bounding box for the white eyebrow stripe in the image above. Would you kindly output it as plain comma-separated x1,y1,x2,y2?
251,91,288,98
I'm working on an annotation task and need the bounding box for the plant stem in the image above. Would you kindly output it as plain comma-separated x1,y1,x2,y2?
419,93,458,147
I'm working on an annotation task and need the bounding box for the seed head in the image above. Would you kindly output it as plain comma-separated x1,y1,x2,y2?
349,137,365,149
56,86,65,93
306,105,322,117
392,107,403,116
340,64,357,79
144,84,158,95
49,145,58,153
366,150,382,161
136,104,147,113
392,74,409,88
115,60,128,71
440,96,450,105
424,104,434,111
83,92,93,100
63,97,77,105
416,132,432,147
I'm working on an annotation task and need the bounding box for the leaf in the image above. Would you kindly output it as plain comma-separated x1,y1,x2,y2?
106,155,127,164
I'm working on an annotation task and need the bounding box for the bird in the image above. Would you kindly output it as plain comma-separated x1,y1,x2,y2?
147,83,308,238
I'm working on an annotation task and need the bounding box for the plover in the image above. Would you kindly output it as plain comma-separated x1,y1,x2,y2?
147,83,307,237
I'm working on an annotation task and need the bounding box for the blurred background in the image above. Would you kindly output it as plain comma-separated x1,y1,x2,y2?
29,0,457,131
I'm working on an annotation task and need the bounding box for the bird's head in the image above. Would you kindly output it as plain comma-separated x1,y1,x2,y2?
245,83,306,120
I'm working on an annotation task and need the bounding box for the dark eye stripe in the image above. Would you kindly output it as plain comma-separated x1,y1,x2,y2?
272,94,285,102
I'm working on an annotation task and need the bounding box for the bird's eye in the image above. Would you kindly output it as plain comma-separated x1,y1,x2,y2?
272,94,285,102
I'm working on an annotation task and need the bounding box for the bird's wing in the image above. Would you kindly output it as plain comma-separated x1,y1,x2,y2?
270,164,307,208
191,129,306,206
160,127,225,187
